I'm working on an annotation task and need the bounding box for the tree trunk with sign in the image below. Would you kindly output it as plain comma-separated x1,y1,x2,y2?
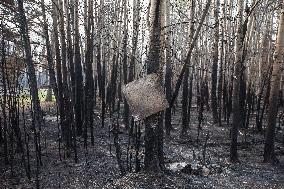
144,0,165,172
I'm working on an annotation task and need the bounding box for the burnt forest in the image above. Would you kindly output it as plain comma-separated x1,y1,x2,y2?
0,0,284,188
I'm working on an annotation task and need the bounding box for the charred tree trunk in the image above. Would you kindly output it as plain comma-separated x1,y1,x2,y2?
144,0,164,172
211,0,219,124
52,0,65,137
263,2,284,164
18,0,43,132
17,0,43,165
256,25,271,132
84,0,95,145
129,0,140,82
17,1,43,186
1,33,8,164
41,0,58,101
122,1,130,130
59,0,72,155
169,0,211,109
180,0,195,138
74,0,84,135
230,0,245,162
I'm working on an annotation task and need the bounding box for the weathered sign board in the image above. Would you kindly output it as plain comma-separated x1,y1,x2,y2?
122,74,169,121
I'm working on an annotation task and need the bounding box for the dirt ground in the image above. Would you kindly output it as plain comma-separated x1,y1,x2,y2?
0,104,284,189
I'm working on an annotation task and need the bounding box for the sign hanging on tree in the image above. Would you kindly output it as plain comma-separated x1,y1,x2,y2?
122,74,169,121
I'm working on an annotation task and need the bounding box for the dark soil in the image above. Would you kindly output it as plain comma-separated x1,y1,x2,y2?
0,105,284,189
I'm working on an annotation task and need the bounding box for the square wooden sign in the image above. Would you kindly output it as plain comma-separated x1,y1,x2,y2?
122,74,169,121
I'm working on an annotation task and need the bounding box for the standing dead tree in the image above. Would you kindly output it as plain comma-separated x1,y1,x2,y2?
143,0,165,172
263,0,284,164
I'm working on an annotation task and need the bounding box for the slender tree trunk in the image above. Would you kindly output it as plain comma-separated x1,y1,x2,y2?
122,1,130,129
256,17,272,132
211,0,219,124
129,0,140,82
181,0,195,137
52,0,65,136
1,33,8,164
41,0,58,101
263,1,284,164
59,0,72,155
17,0,43,131
66,0,78,161
164,0,172,136
84,0,95,145
17,1,43,185
230,0,249,162
74,0,84,135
